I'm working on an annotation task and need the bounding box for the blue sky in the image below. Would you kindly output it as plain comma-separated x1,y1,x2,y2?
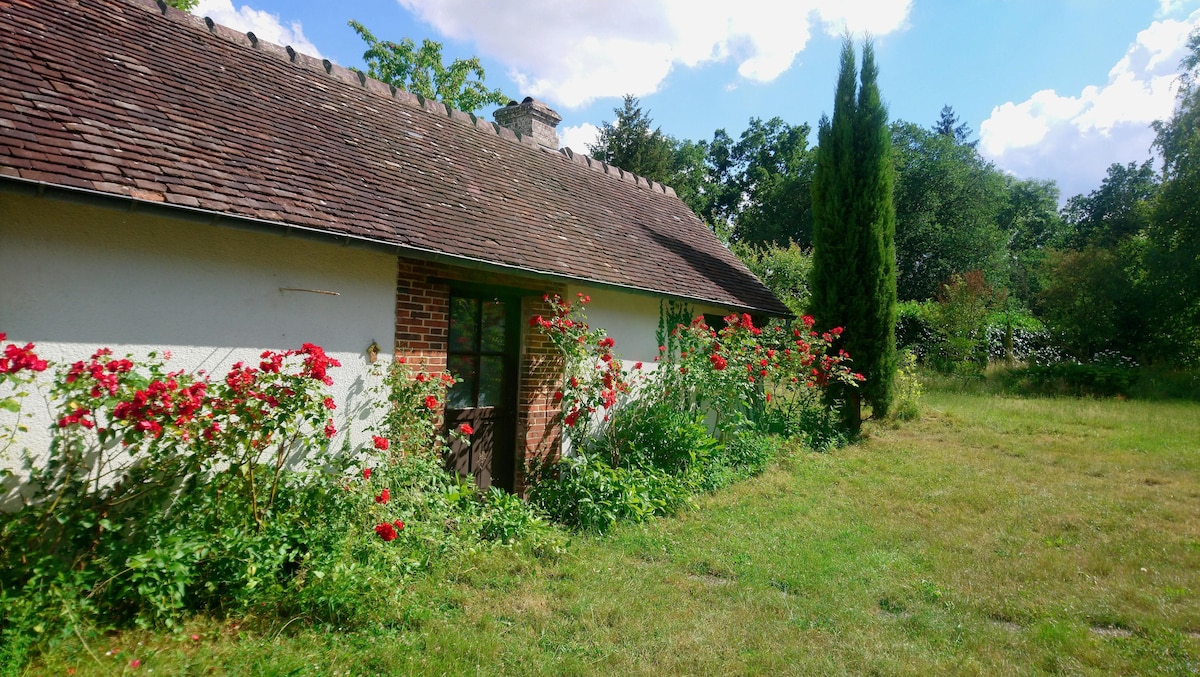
193,0,1200,201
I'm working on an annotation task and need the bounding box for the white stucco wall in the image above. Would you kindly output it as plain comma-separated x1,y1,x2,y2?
555,286,736,452
566,284,730,367
0,193,397,482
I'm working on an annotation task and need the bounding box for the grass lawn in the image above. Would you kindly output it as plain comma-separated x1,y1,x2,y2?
33,390,1200,675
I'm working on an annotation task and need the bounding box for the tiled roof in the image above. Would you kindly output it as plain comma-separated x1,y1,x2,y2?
0,0,790,316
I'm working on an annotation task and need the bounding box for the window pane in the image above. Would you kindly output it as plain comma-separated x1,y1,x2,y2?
478,355,505,407
448,297,478,354
480,300,506,353
447,354,477,409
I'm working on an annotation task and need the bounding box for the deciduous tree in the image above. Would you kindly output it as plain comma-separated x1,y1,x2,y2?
890,121,1009,301
1147,29,1200,363
349,20,507,113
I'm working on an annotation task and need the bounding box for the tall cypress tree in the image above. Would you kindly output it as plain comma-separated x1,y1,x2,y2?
811,38,898,428
853,41,898,418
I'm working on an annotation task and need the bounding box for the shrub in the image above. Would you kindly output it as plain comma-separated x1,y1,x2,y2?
524,294,864,531
372,356,459,459
0,335,559,669
927,271,997,375
477,486,559,548
896,301,935,361
603,399,716,476
525,297,859,533
526,452,691,533
891,350,923,421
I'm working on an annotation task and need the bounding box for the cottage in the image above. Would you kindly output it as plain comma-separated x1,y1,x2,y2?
0,0,789,493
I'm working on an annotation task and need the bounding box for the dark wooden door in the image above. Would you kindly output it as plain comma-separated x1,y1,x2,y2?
444,292,520,491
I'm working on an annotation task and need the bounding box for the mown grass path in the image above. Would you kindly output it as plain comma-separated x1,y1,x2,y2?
39,392,1200,675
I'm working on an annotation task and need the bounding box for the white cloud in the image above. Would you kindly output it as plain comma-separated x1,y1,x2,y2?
1159,0,1200,17
192,0,322,59
558,122,601,154
395,0,912,109
979,9,1199,199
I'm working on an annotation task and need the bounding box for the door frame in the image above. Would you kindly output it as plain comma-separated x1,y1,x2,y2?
442,283,523,491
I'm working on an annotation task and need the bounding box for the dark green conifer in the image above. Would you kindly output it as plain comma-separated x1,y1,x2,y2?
811,38,898,428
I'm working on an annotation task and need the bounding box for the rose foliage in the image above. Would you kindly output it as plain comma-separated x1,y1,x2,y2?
0,335,560,665
526,295,861,532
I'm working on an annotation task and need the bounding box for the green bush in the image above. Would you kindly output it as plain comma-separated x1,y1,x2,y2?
0,339,560,672
603,400,716,475
526,452,692,533
896,301,935,361
891,350,923,421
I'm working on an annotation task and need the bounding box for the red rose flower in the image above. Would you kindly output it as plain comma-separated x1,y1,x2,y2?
362,467,373,480
459,423,475,436
424,395,438,409
393,519,405,531
372,435,389,451
375,488,390,504
323,397,337,410
324,419,336,439
375,522,398,541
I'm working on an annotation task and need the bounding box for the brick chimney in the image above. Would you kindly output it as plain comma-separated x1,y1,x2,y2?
493,97,562,149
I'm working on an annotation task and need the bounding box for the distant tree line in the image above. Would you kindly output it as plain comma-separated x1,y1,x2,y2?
587,31,1200,369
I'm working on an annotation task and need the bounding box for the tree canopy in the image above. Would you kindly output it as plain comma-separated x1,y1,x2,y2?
713,118,815,247
349,20,507,113
588,95,676,185
1145,29,1200,361
890,121,1008,301
568,30,1200,371
932,105,977,148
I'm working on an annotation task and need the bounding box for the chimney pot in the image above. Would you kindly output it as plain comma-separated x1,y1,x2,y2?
493,97,562,150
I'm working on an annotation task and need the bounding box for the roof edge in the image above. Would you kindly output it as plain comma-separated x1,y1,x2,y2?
1,175,790,317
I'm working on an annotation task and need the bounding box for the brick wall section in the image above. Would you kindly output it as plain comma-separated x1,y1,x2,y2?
394,259,451,373
516,293,565,493
393,258,565,494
